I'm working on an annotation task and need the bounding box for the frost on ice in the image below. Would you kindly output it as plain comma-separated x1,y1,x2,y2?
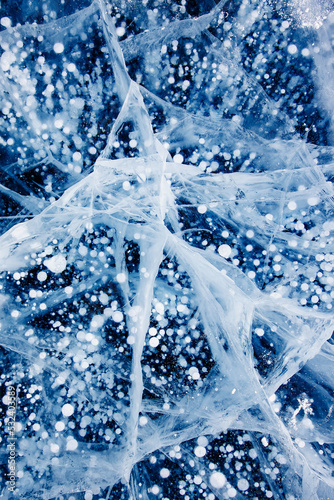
0,0,334,499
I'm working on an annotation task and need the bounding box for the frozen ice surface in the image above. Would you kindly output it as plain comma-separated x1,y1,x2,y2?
0,0,334,499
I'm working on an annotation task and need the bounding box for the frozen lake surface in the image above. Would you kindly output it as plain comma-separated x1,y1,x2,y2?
0,0,334,499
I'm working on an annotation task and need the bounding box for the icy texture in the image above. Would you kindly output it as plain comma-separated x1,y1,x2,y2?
0,0,334,499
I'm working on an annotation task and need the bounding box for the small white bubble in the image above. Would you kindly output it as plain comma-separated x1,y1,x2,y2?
261,437,269,447
238,478,249,491
53,43,64,54
194,445,206,457
218,244,232,259
99,292,109,305
116,26,126,37
91,315,104,329
288,201,297,210
182,80,190,90
54,119,63,129
189,366,200,380
50,443,60,453
62,403,74,417
44,255,66,273
139,416,148,426
73,152,81,162
66,438,78,451
112,310,123,323
173,153,184,164
149,337,159,348
55,421,65,431
308,196,319,206
37,271,48,282
67,63,76,72
296,438,305,448
160,468,170,478
210,472,226,489
116,273,126,283
288,44,298,55
197,436,208,446
155,302,164,315
0,51,16,72
1,17,12,28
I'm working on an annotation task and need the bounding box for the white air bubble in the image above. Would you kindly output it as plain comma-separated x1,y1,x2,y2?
44,255,67,273
173,154,183,164
67,63,76,72
308,197,319,206
288,201,297,210
149,337,159,348
288,44,298,55
66,438,78,451
194,446,206,457
53,43,64,54
73,152,81,161
37,271,48,282
62,403,74,417
210,472,226,489
238,478,249,491
116,273,126,283
1,17,12,28
160,468,170,478
116,26,126,37
112,311,124,323
218,244,232,259
198,205,207,214
55,421,65,431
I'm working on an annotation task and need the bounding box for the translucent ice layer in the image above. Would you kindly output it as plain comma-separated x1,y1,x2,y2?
0,1,333,499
